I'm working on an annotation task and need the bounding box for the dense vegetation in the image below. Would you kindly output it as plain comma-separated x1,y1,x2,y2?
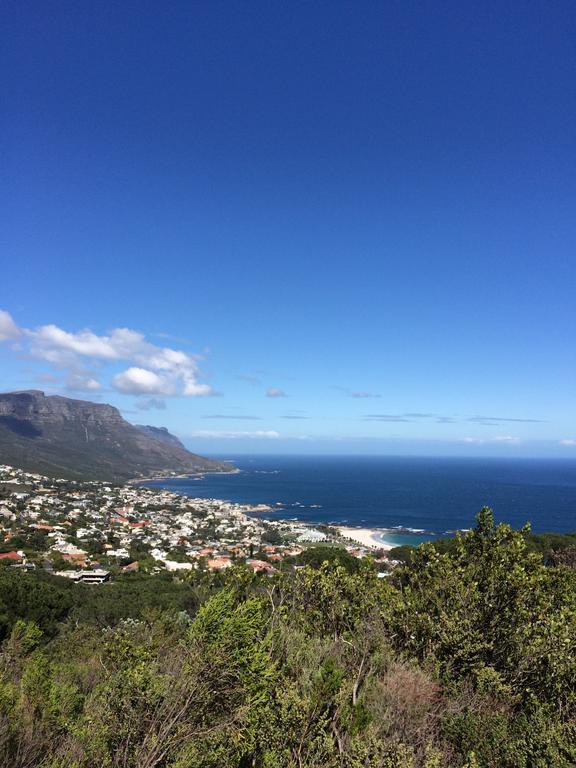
1,507,576,767
389,528,576,565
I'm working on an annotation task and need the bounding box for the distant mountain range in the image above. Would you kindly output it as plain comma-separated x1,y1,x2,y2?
0,390,231,482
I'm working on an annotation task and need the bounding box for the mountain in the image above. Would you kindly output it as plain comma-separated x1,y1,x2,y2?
134,424,186,450
0,390,231,482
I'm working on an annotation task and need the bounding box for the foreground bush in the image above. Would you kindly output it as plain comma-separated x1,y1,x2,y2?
0,509,575,767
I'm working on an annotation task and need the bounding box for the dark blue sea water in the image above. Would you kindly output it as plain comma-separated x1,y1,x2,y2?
145,456,576,546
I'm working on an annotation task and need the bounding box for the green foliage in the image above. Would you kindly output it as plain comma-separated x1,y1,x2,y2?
68,572,201,626
298,544,362,573
289,559,397,638
0,508,574,766
261,525,283,545
391,508,576,709
391,527,576,566
6,619,43,656
0,572,73,640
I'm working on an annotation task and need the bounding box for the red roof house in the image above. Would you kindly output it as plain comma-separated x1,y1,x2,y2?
0,551,23,562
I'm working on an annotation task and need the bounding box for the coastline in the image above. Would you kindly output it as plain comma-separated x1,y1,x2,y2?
336,526,395,551
139,472,412,551
135,457,576,544
128,467,241,485
133,472,398,551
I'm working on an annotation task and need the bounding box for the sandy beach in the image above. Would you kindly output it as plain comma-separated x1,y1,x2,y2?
336,527,394,551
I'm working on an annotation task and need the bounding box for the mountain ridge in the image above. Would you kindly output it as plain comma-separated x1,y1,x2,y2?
134,424,186,450
0,390,231,482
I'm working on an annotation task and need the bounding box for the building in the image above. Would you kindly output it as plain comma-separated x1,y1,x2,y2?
54,569,110,584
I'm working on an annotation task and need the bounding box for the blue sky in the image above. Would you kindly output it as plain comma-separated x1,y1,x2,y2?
1,1,575,456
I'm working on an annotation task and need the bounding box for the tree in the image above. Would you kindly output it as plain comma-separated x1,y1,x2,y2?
391,508,576,710
298,545,361,574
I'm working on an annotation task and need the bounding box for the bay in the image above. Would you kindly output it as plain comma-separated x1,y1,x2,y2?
145,455,576,546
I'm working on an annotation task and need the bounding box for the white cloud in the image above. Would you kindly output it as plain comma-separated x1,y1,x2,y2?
182,379,213,396
559,439,576,447
462,435,521,445
0,310,213,397
266,387,286,398
112,367,175,395
186,430,280,439
29,324,125,361
67,374,101,392
0,310,21,342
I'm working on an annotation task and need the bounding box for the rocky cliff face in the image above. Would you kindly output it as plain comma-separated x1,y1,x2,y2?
0,390,125,427
0,391,231,482
134,424,186,450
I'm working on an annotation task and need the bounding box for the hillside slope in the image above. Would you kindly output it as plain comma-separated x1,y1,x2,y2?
134,424,186,450
0,390,230,482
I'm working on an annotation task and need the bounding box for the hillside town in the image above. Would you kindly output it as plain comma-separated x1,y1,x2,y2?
0,464,391,581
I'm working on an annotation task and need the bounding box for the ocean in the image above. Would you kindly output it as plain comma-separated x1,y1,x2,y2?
144,455,576,547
